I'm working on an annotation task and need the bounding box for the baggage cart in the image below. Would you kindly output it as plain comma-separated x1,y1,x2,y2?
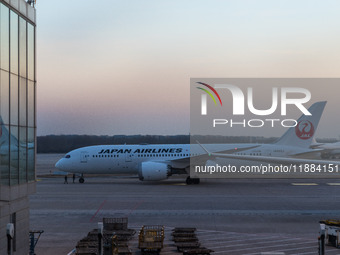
138,225,164,254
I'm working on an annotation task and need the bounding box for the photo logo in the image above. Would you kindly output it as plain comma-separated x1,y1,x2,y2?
196,82,222,115
198,84,311,117
295,120,314,140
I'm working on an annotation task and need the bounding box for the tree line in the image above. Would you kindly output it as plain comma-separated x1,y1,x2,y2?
37,135,279,153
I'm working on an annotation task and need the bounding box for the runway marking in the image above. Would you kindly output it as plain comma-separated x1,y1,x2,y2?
233,243,318,254
247,242,332,254
260,253,285,255
161,183,187,186
198,233,292,243
275,245,324,253
125,200,144,217
296,251,325,255
327,183,340,186
291,183,318,186
207,240,316,251
90,200,107,222
200,236,306,245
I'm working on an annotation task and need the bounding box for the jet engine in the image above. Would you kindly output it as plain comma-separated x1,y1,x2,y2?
138,162,171,181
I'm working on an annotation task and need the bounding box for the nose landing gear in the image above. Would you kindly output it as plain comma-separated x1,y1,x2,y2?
79,174,85,183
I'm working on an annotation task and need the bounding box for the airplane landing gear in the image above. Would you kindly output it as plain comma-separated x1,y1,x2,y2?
186,176,200,185
79,174,85,183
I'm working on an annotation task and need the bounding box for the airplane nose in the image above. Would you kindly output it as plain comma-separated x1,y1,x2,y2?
55,159,63,170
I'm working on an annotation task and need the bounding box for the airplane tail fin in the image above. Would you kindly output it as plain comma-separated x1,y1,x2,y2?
0,116,7,146
274,101,326,148
0,116,17,147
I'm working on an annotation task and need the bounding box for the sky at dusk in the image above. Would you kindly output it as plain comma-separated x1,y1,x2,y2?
36,0,340,137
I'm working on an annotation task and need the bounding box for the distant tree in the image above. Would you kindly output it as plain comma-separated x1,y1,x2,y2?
37,134,280,153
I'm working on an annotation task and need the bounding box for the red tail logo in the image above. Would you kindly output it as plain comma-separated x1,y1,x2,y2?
295,120,314,140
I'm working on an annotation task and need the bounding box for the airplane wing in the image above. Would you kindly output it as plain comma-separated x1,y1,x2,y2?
310,144,325,149
289,149,324,158
168,145,261,166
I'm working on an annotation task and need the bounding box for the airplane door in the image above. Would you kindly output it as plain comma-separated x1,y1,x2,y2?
264,149,271,156
125,153,135,162
80,151,89,163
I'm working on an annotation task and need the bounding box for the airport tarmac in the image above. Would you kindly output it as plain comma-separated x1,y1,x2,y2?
30,154,340,254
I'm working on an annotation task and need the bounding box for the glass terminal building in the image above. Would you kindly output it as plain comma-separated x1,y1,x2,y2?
0,0,36,254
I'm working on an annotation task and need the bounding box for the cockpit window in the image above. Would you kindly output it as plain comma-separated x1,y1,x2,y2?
65,155,71,159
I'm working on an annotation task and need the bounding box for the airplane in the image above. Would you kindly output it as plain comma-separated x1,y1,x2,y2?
55,101,327,184
310,138,340,159
0,117,34,170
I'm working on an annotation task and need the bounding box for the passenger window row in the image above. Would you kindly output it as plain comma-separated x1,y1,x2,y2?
91,153,200,158
93,155,119,158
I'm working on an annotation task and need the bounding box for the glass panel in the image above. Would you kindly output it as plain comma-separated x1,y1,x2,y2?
10,11,18,75
1,5,10,71
1,70,10,124
0,125,10,185
10,126,18,185
19,17,26,78
10,74,18,125
27,24,34,81
19,77,26,126
27,81,34,127
19,127,27,183
27,127,35,181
